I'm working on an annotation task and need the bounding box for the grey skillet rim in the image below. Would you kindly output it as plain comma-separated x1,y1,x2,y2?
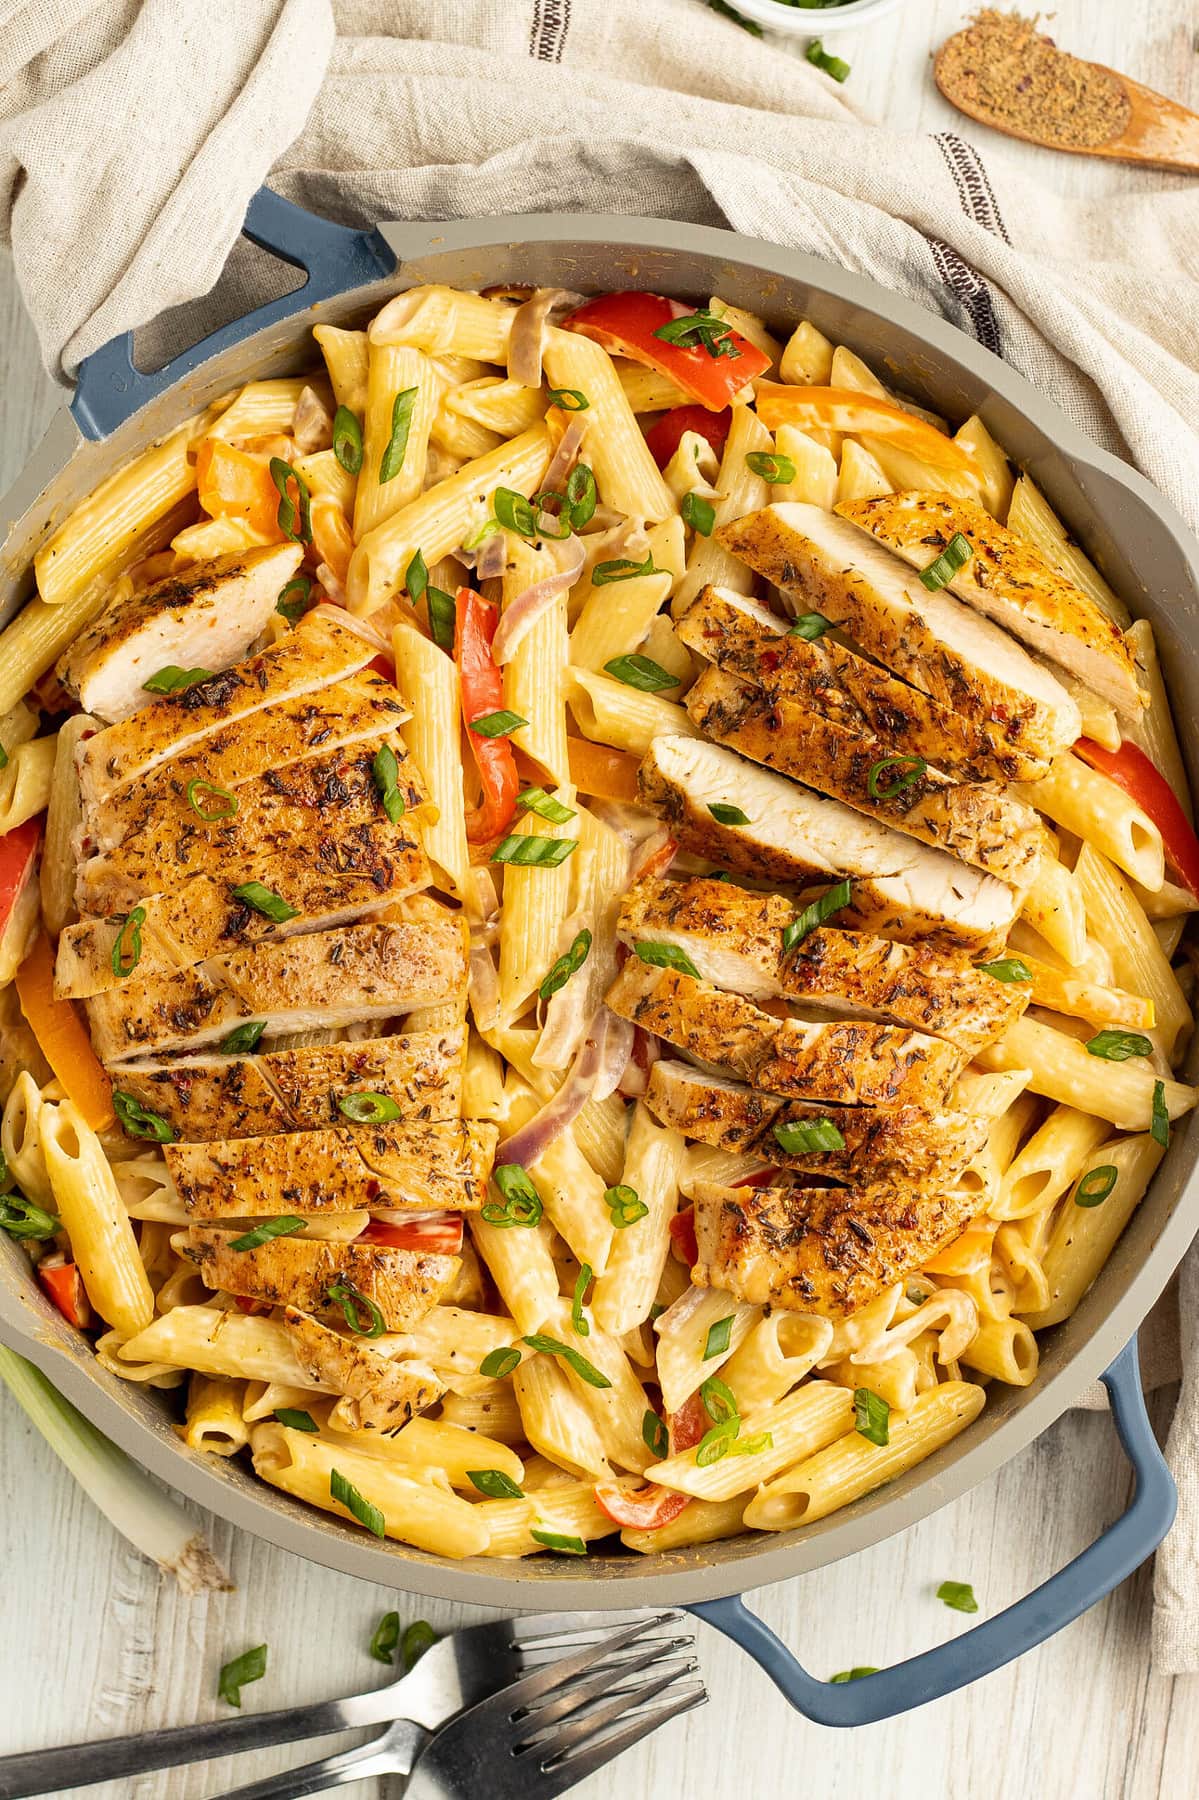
1,212,1197,1609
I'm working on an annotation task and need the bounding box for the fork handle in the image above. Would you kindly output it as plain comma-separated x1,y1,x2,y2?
213,1725,425,1799
0,1694,391,1799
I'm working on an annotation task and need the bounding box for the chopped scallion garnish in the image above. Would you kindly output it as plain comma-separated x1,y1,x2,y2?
111,906,145,979
1075,1164,1119,1208
522,1332,611,1389
547,387,590,412
330,1467,386,1536
1085,1029,1152,1062
703,1316,734,1360
918,532,973,591
379,387,418,484
467,1469,524,1499
332,406,364,475
469,709,529,738
603,654,678,692
479,1346,522,1379
571,1263,593,1337
782,878,852,954
338,1091,403,1124
866,755,928,801
682,492,716,536
633,939,700,978
530,1528,588,1555
112,1090,175,1144
269,457,313,544
592,552,658,586
405,548,428,603
773,1117,846,1155
746,451,796,484
789,612,833,641
539,928,592,1002
1152,1079,1170,1147
230,881,298,923
642,1408,669,1460
491,834,577,867
275,1408,318,1433
604,1184,648,1228
976,957,1032,983
853,1387,889,1446
142,665,213,695
707,802,749,826
327,1280,386,1339
518,786,577,825
427,586,456,650
482,1164,543,1228
372,743,406,823
186,777,238,822
229,1215,306,1253
494,486,539,537
936,1580,979,1614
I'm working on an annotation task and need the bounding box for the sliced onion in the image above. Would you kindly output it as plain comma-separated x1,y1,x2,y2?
542,416,588,493
593,1008,634,1101
469,940,501,1032
292,385,333,453
499,1011,613,1170
618,1027,661,1099
316,561,346,606
491,537,586,665
312,602,390,653
508,289,558,388
628,825,677,885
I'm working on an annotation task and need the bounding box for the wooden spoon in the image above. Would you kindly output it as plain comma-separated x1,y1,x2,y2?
935,24,1199,173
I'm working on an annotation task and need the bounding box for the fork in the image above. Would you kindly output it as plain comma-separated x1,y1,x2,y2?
215,1612,706,1798
0,1610,679,1799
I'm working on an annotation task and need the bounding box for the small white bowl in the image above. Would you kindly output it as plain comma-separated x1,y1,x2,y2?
729,0,905,36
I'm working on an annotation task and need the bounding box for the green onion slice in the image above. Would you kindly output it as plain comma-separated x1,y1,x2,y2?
332,406,364,475
186,777,238,822
571,1263,592,1337
695,1419,740,1466
919,532,974,591
275,1408,318,1433
867,755,928,801
592,552,658,586
218,1644,268,1707
0,1196,60,1241
276,575,313,624
530,1528,588,1555
469,709,529,738
604,1184,648,1228
782,878,852,954
229,1215,306,1252
467,1469,524,1499
494,486,539,537
462,519,502,551
728,1431,774,1457
379,388,418,484
230,881,298,923
402,1621,437,1670
372,743,406,823
1085,1028,1152,1062
566,462,597,528
491,834,577,867
789,612,833,641
269,457,313,544
338,1091,403,1124
707,802,749,826
681,492,716,536
405,548,428,604
830,1667,879,1684
522,1332,612,1389
633,940,700,979
327,1281,386,1339
746,451,796,484
853,1386,890,1446
539,928,592,1002
0,745,7,769
976,956,1032,983
113,1090,176,1144
653,310,738,359
547,387,590,412
703,1316,734,1360
518,786,577,825
482,1163,543,1228
700,1375,739,1425
330,1467,386,1536
1152,1079,1170,1147
427,586,456,650
642,1408,669,1460
111,906,145,979
1075,1164,1119,1208
773,1116,846,1155
603,653,677,692
142,665,213,695
530,490,574,540
806,37,851,81
479,1346,522,1379
369,1610,400,1663
937,1580,979,1614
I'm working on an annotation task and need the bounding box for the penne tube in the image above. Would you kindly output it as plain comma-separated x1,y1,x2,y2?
120,1306,321,1387
321,1416,524,1490
182,1374,250,1457
313,325,369,413
569,570,673,675
430,403,501,463
960,1315,1039,1386
622,1495,750,1553
710,296,782,373
539,1297,652,1475
171,514,269,560
514,1354,611,1478
1,1072,54,1209
0,736,55,835
996,1105,1112,1221
543,328,673,521
1017,951,1155,1032
975,1015,1196,1131
654,1285,760,1414
1006,475,1131,630
721,1312,834,1414
778,320,834,387
567,665,700,757
1021,1134,1165,1329
40,714,97,937
1125,619,1192,819
40,1100,154,1338
242,1381,325,1424
672,403,771,614
469,1212,561,1336
742,1381,986,1531
369,286,515,360
502,535,570,785
497,785,576,1025
593,1104,684,1337
1074,843,1191,1056
525,1125,615,1278
954,414,1015,521
649,1380,854,1502
828,1350,922,1415
438,1384,525,1443
1131,875,1198,921
296,447,356,516
354,344,437,538
835,439,891,503
447,377,549,438
477,1480,615,1559
1021,850,1087,967
392,621,470,900
1017,754,1164,891
205,378,320,444
462,1031,507,1122
382,1307,517,1390
773,424,838,509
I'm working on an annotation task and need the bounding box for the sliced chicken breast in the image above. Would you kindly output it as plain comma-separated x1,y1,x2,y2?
57,826,431,1000
645,1060,985,1188
109,1029,465,1141
167,1120,498,1216
676,585,1051,782
88,913,468,1062
58,544,304,724
690,1179,978,1318
605,960,966,1107
83,669,412,853
619,877,1026,1052
686,663,1041,886
280,1308,443,1432
718,503,1080,763
839,493,1145,716
77,611,375,808
639,735,1019,955
187,1226,459,1331
77,736,417,914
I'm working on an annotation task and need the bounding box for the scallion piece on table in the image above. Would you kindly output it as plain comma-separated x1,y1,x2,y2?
937,1580,979,1614
830,1667,879,1684
218,1644,268,1708
369,1610,401,1664
402,1621,437,1669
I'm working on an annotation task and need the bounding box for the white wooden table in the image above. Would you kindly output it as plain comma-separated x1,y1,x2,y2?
3,3,1197,1793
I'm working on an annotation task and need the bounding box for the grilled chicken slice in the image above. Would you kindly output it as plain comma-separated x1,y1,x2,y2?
84,669,412,853
280,1308,442,1432
718,504,1080,763
167,1120,497,1216
58,544,304,724
839,493,1145,716
639,735,1019,954
76,736,418,914
605,961,966,1107
619,877,1026,1053
77,611,375,808
690,1179,978,1318
109,1029,465,1142
87,913,468,1062
645,1060,984,1188
686,663,1041,886
187,1226,458,1330
57,826,430,1000
677,586,1051,783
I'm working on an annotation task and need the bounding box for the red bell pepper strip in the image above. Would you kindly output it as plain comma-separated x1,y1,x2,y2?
358,1215,465,1255
594,1481,690,1531
563,293,770,412
38,1259,91,1329
644,404,732,470
667,1391,709,1455
667,1207,698,1268
454,586,519,845
233,1294,271,1316
0,816,40,943
1075,737,1199,899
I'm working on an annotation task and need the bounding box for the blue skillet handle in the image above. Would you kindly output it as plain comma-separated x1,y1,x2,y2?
70,187,396,440
691,1333,1175,1725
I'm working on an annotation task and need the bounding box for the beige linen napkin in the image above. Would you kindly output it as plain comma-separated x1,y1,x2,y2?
2,0,1198,1667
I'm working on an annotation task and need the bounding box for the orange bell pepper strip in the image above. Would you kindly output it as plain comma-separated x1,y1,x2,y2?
195,438,283,538
15,933,113,1131
1075,737,1199,900
564,292,770,412
311,494,354,584
566,736,641,805
455,587,519,845
754,383,981,479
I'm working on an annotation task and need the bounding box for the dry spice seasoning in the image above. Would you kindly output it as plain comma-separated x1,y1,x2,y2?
935,11,1132,151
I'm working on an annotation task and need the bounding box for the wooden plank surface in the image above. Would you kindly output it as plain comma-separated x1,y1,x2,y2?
2,4,1195,1794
